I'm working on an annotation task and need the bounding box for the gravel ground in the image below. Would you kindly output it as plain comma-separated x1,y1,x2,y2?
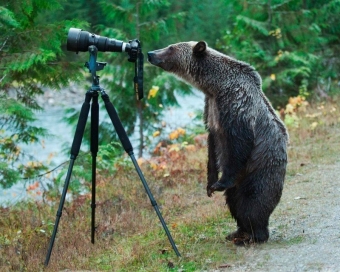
224,162,340,272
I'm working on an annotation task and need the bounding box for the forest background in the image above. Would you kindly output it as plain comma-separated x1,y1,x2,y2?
1,0,340,191
1,0,340,271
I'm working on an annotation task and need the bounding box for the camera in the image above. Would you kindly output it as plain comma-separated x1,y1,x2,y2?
67,28,143,100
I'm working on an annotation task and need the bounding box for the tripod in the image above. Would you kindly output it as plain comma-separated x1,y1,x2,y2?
44,45,181,266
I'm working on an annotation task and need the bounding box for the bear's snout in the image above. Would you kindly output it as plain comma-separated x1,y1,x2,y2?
147,51,160,65
148,48,174,71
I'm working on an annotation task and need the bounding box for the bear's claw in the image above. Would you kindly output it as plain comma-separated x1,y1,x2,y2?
226,229,250,246
207,187,214,197
207,180,234,197
211,180,234,191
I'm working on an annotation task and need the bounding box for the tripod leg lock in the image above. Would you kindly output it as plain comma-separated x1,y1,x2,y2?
150,199,157,207
56,211,62,217
91,203,96,209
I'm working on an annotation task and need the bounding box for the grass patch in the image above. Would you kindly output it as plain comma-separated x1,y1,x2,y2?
281,235,306,246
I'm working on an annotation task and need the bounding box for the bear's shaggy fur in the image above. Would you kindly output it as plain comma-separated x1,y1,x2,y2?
148,41,288,245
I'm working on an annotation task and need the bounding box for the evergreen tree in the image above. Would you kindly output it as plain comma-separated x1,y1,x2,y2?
175,0,235,46
0,0,85,188
218,0,340,107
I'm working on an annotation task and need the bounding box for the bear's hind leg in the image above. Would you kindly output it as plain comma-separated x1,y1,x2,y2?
229,218,269,245
225,178,276,245
224,187,250,244
226,228,250,242
242,219,269,244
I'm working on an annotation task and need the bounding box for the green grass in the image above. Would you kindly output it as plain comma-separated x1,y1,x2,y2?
284,235,305,245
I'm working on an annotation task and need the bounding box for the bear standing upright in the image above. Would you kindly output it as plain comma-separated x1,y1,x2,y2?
148,41,288,245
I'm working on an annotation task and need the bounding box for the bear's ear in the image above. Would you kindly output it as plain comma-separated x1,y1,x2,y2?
193,41,207,57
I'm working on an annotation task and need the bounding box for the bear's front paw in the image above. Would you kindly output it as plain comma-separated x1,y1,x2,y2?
211,179,234,191
207,186,214,197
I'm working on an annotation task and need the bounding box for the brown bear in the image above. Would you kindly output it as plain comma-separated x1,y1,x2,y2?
147,41,288,245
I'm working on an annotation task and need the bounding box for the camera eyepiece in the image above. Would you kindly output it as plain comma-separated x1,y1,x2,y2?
67,28,129,53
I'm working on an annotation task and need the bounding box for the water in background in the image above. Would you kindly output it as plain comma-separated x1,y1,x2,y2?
0,90,204,206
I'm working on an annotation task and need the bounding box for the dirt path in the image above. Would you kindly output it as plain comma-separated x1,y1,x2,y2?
225,161,340,271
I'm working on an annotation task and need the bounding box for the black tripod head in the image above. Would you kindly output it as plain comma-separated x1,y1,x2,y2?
84,46,106,91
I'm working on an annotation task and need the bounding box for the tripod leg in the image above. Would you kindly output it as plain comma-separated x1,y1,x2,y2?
100,91,181,257
90,92,99,243
129,154,181,257
45,92,92,266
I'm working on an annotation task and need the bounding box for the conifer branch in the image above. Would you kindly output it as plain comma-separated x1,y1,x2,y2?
0,38,8,52
0,74,6,83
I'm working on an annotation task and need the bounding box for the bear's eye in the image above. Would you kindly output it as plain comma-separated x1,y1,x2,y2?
169,45,175,52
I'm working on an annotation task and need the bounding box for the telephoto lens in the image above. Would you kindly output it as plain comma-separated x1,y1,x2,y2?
67,28,128,53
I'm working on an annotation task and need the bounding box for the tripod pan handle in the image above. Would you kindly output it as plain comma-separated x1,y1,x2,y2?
101,92,133,154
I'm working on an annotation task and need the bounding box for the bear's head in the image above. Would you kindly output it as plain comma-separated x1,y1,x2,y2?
148,41,260,96
147,41,207,72
147,41,212,89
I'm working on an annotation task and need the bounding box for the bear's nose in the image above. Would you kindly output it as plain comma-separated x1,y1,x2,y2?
147,51,155,63
147,51,162,66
